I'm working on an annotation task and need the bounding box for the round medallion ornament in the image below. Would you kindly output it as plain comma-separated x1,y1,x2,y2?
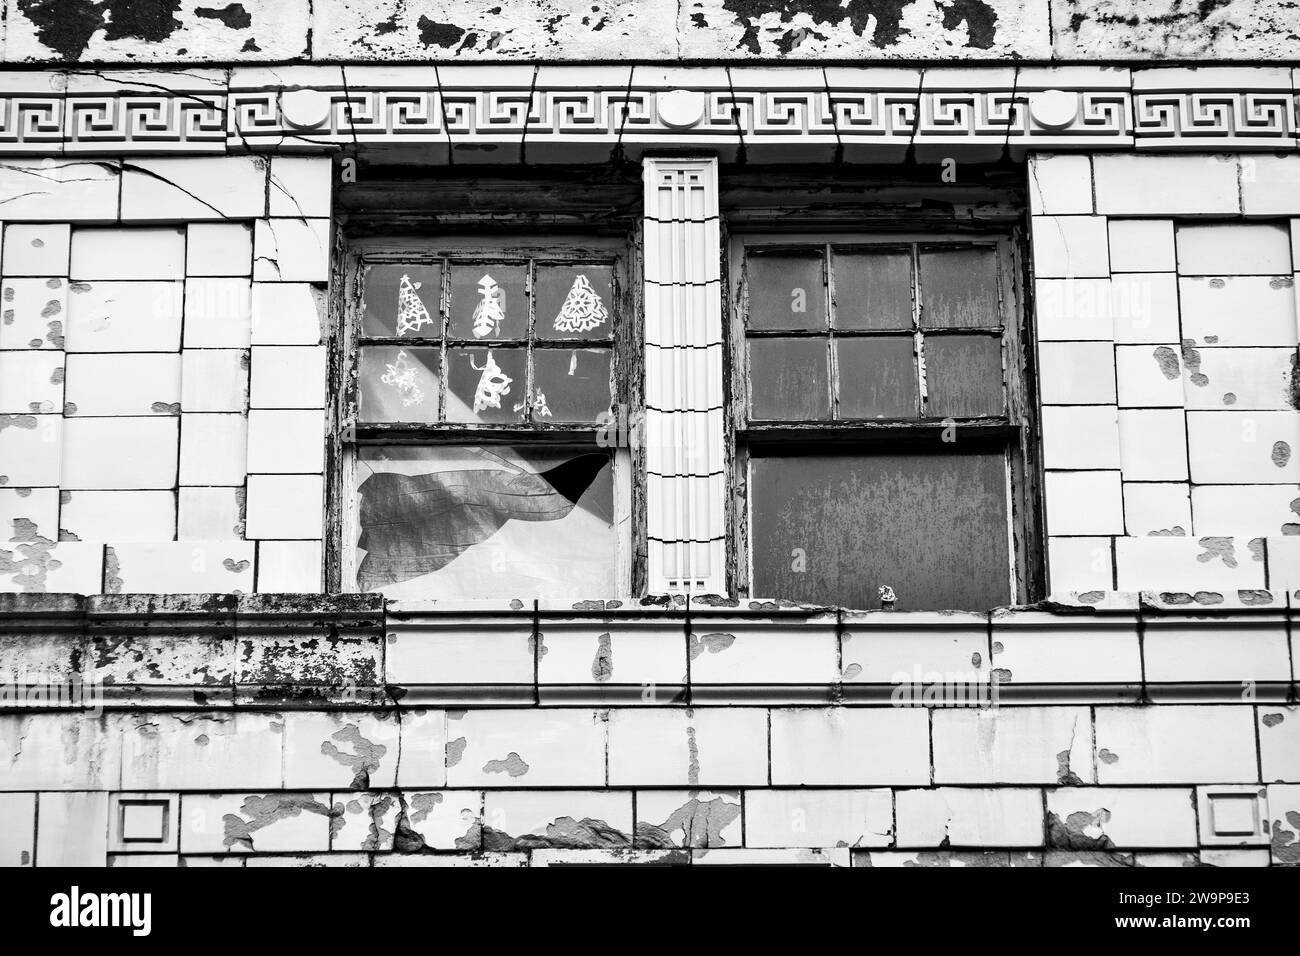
1028,89,1077,131
282,89,332,130
657,89,707,129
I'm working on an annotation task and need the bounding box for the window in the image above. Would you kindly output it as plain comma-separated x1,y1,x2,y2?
339,239,633,599
729,234,1034,611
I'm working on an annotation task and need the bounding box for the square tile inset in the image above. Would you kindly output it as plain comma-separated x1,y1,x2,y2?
1197,786,1267,846
111,794,178,853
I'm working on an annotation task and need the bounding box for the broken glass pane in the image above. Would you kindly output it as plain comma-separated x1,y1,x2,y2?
532,348,612,423
361,263,441,337
445,346,527,424
746,251,826,331
750,450,1010,611
448,263,528,340
919,247,1000,329
925,333,1005,418
536,265,614,341
748,337,830,420
352,445,616,599
358,346,441,423
832,249,913,331
836,336,919,419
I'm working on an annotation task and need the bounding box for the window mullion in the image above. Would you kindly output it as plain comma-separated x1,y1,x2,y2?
524,258,536,424
825,242,839,421
912,243,928,419
437,256,449,424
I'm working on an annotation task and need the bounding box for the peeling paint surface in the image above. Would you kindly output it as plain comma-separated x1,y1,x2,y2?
41,0,1300,62
1054,0,1300,59
222,793,335,850
8,0,311,61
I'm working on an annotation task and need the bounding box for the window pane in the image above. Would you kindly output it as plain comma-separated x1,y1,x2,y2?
358,346,440,423
352,445,615,598
836,336,918,419
533,348,612,423
925,334,1005,418
536,265,614,341
750,451,1010,611
448,263,528,340
445,346,527,423
748,337,830,420
919,247,1000,329
361,264,441,337
832,250,913,330
745,251,825,331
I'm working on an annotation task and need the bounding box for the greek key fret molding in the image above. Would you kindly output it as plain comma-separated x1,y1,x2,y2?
0,67,1297,156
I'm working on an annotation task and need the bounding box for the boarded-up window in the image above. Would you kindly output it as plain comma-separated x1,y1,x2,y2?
734,235,1026,611
750,451,1011,611
345,245,628,598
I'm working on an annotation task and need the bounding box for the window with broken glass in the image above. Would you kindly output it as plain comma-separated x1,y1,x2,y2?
339,240,633,600
729,234,1035,612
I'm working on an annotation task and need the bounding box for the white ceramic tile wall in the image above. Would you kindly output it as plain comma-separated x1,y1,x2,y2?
1032,153,1300,597
0,155,333,594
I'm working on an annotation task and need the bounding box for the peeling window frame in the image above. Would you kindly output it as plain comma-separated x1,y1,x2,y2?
329,234,640,597
725,228,1042,608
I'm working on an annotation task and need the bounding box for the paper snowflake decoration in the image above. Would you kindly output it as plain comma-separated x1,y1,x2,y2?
471,273,505,338
553,274,608,334
471,350,512,413
379,349,425,407
395,274,434,336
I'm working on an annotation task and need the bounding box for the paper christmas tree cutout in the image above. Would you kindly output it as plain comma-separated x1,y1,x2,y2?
553,274,608,334
396,274,434,336
471,350,512,413
379,349,425,407
472,274,505,338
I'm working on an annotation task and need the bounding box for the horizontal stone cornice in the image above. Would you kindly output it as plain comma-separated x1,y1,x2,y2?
0,591,1294,708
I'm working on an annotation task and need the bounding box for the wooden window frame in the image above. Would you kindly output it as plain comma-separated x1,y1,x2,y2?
725,229,1042,607
328,233,642,596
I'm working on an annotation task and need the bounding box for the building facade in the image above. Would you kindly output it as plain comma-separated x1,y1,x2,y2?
0,0,1297,867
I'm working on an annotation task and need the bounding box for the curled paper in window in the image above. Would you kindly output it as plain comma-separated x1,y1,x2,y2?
396,274,434,336
355,452,609,591
379,349,426,407
553,274,608,334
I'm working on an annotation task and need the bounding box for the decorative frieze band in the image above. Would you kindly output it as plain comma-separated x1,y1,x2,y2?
1,66,1298,158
